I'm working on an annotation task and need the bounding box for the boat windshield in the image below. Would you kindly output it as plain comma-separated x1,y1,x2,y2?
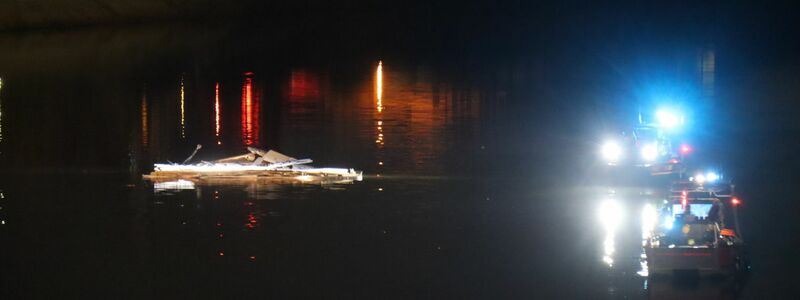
671,203,713,219
633,127,658,142
662,221,718,247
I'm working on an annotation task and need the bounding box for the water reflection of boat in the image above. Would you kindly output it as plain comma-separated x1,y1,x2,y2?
153,179,196,192
143,147,363,184
647,277,742,300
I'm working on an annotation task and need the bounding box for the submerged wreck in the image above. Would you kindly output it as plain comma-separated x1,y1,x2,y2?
143,146,363,184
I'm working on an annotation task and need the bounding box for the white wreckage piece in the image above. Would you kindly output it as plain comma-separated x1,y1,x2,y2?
144,147,363,183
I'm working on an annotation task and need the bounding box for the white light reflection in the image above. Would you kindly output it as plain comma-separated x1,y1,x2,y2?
180,74,186,139
637,252,649,277
598,199,623,267
153,179,196,193
641,203,658,241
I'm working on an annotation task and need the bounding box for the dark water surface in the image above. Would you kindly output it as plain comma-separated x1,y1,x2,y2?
0,23,798,298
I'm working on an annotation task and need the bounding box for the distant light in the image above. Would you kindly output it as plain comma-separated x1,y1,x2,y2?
601,141,622,163
695,173,706,184
641,143,658,161
731,198,741,206
680,144,691,154
706,172,720,182
656,110,682,128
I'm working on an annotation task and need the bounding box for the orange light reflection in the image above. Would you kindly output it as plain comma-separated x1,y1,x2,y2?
241,73,260,146
141,88,148,147
376,61,383,113
180,74,186,139
215,82,221,145
375,61,385,174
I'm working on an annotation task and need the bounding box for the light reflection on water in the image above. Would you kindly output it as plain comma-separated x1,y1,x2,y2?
0,27,749,297
240,72,260,146
214,82,221,145
141,86,149,148
122,60,482,177
179,74,186,139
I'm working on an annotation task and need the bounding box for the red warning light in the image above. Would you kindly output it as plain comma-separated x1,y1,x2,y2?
731,198,741,206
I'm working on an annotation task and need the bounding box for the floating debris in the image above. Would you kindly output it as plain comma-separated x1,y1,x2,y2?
144,147,363,185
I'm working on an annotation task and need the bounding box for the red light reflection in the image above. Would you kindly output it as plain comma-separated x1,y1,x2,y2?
241,73,260,146
141,90,148,147
289,70,320,100
245,212,259,229
215,82,221,145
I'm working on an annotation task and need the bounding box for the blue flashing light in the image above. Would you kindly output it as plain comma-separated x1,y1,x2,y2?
663,215,674,230
656,109,683,129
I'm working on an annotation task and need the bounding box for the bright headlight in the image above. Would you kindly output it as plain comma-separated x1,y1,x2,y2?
641,144,658,161
705,172,720,182
695,173,706,184
656,110,682,128
601,141,622,163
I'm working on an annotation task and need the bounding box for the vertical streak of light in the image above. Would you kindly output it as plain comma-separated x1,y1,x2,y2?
141,88,148,147
180,74,186,139
376,61,383,113
241,73,259,146
215,82,221,145
374,61,385,179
